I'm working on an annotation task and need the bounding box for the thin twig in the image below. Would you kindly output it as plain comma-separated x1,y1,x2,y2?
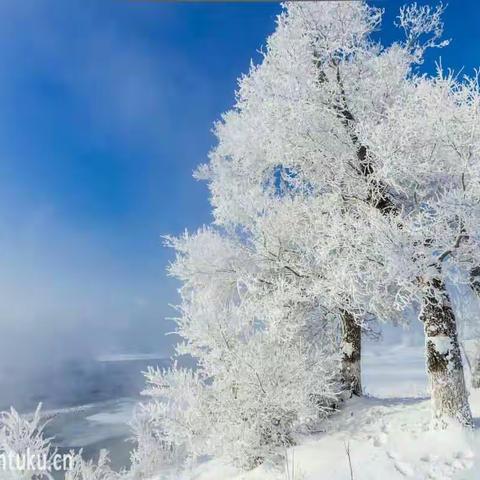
344,441,354,480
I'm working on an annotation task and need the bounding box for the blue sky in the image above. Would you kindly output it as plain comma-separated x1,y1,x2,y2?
0,1,478,378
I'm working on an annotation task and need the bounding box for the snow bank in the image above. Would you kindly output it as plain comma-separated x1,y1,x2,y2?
169,342,480,480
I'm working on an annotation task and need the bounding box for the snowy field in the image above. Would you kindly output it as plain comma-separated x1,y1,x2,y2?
178,337,480,480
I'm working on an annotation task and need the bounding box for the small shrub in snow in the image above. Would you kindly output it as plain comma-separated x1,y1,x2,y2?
65,450,119,480
140,337,339,469
0,405,54,480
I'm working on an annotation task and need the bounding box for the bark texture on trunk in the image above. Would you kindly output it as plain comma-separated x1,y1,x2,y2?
340,311,362,397
469,266,480,295
468,268,480,388
420,277,472,427
472,358,480,389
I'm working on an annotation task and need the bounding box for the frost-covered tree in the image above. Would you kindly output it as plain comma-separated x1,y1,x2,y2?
200,2,444,396
138,2,479,474
202,1,480,426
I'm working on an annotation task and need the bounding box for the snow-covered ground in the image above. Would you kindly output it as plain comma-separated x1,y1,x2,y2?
180,337,480,480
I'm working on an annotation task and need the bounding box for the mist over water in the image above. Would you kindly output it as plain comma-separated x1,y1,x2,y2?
0,203,179,413
0,355,168,413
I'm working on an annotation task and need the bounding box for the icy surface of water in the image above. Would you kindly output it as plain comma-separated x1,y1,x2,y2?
46,398,138,472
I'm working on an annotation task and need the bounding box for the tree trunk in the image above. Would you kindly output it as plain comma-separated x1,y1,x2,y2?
420,277,472,427
472,357,480,389
469,265,480,295
468,268,480,388
340,310,362,397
